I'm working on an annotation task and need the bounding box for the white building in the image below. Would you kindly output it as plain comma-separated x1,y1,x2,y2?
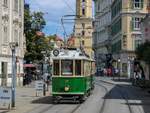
0,0,25,86
93,0,113,69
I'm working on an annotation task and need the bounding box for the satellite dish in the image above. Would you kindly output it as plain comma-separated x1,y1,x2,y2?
53,49,59,56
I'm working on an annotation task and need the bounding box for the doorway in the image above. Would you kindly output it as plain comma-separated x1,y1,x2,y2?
1,62,8,86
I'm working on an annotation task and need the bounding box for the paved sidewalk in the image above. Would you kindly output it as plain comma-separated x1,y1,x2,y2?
0,82,51,113
96,76,132,85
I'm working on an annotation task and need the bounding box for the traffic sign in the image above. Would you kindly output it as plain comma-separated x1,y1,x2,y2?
0,87,11,108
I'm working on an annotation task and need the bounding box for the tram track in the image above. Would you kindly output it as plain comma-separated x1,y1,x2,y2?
98,79,145,113
95,80,134,113
69,104,81,113
95,82,108,113
24,104,55,113
24,100,82,113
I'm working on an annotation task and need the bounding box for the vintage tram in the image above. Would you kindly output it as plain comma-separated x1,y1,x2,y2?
51,48,95,103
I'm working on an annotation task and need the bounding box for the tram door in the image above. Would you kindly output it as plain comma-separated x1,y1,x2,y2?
1,62,8,86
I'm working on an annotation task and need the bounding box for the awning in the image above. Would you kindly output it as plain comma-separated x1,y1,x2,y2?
23,64,36,68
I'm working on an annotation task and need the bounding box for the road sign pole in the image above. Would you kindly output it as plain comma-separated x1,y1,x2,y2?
11,49,16,108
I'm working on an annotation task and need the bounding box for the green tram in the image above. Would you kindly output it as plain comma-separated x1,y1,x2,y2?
51,48,95,103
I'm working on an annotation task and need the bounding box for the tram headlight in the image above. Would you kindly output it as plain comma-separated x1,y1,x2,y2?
64,86,69,91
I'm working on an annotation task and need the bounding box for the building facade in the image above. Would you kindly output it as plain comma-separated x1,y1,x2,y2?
141,14,150,42
0,0,25,86
111,0,148,77
93,0,113,70
74,0,94,58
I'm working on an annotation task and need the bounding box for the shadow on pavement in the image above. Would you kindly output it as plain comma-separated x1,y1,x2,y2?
103,84,150,113
0,108,10,113
111,77,131,83
31,96,81,105
21,95,37,98
0,111,9,113
31,96,53,104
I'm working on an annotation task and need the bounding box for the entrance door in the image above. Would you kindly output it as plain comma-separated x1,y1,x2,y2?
1,62,8,86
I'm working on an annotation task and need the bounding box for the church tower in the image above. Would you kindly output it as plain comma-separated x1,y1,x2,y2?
76,0,92,18
74,0,94,58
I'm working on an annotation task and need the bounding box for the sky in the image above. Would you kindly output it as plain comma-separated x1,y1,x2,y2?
25,0,76,38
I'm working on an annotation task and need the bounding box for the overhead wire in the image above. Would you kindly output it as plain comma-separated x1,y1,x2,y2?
64,0,75,13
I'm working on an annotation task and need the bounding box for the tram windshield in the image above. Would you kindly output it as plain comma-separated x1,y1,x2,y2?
61,60,73,76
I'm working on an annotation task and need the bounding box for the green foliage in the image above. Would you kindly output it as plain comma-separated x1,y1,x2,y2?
24,4,52,63
136,41,150,64
31,12,46,31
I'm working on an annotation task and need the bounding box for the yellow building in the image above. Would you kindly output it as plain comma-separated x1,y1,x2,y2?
111,0,149,77
74,0,94,58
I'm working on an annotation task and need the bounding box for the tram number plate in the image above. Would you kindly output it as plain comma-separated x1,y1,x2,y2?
35,81,43,91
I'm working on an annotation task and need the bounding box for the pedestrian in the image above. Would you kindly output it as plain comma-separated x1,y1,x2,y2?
23,73,26,86
103,68,107,76
112,67,115,79
133,63,141,85
139,65,145,80
115,68,118,76
107,68,112,77
46,75,51,91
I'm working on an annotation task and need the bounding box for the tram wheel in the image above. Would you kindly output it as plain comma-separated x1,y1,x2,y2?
52,96,58,104
79,95,85,103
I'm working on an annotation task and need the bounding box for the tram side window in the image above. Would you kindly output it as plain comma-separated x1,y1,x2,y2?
92,62,96,75
75,60,81,76
61,60,73,76
53,60,59,75
84,61,90,76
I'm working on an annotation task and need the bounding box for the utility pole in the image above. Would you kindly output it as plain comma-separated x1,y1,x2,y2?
9,42,18,108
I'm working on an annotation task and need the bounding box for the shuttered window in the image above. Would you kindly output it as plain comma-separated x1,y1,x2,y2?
14,0,18,12
3,0,8,7
3,26,8,44
131,17,141,31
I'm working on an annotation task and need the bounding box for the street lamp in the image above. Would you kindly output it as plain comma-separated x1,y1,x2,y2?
128,57,131,79
9,42,18,108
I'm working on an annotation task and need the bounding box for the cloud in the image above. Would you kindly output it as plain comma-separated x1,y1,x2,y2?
25,0,76,37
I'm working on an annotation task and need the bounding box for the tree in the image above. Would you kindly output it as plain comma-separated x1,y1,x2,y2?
24,4,50,63
136,41,150,78
136,41,150,64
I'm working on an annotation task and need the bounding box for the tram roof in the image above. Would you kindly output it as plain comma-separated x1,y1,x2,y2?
51,48,94,61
